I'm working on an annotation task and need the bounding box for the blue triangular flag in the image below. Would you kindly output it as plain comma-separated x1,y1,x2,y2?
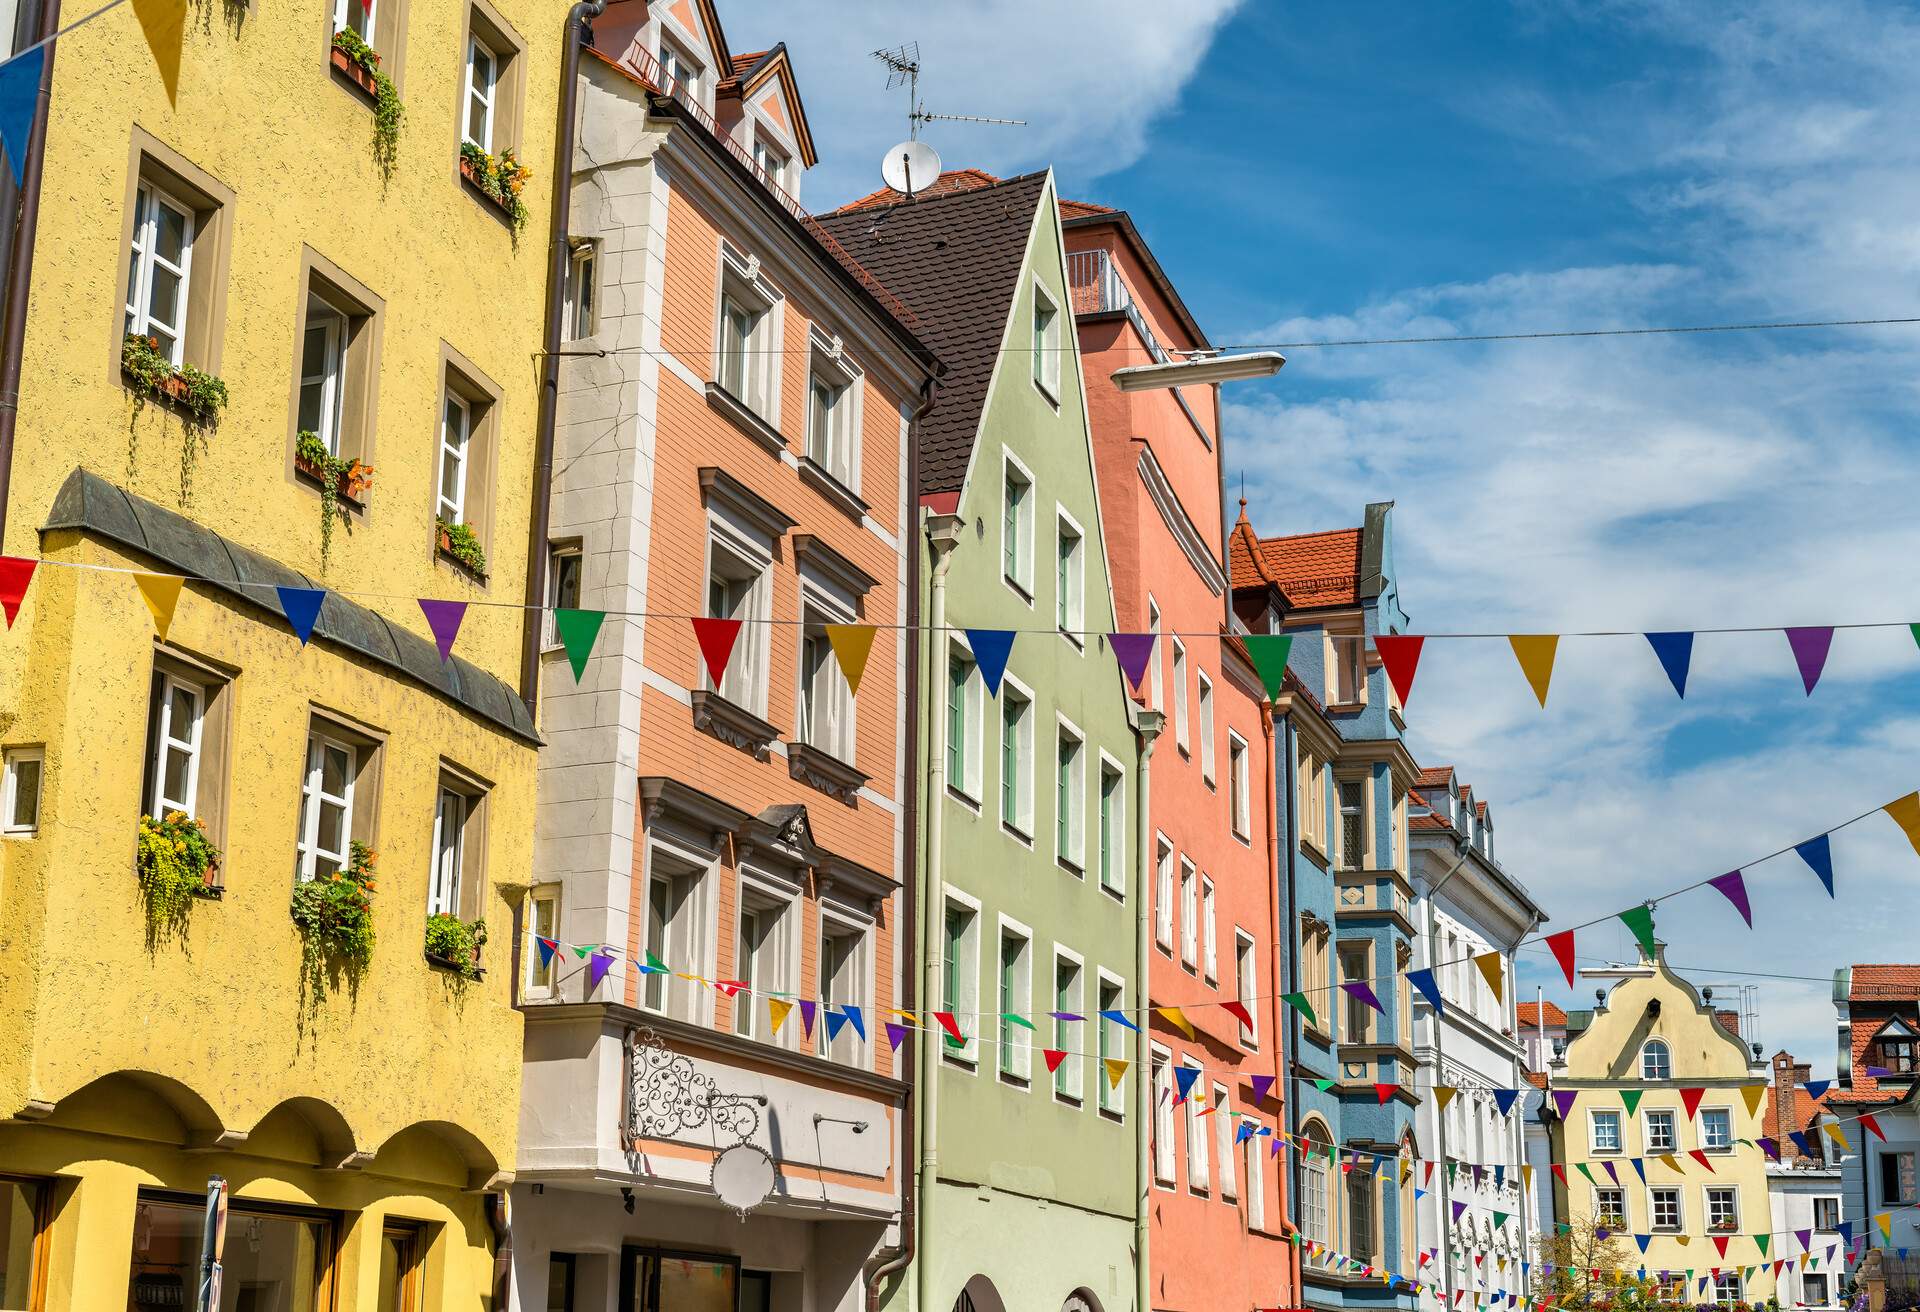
1416,1187,1427,1201
1838,1222,1853,1247
1795,834,1835,898
826,1010,850,1041
1407,967,1444,1014
1635,1235,1653,1254
0,47,43,186
1630,1156,1646,1183
277,586,326,645
1645,631,1694,698
965,628,1017,697
1804,1080,1831,1100
1493,1088,1519,1116
1174,1066,1201,1102
1236,1120,1256,1144
1100,1008,1139,1032
841,1004,866,1040
535,937,557,967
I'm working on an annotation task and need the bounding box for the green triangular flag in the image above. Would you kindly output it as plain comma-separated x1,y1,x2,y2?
1281,990,1317,1028
1621,1089,1644,1117
1575,1162,1597,1185
572,945,593,960
645,951,667,972
1617,904,1657,959
1755,1235,1770,1258
1447,1162,1458,1184
1243,633,1294,701
1911,622,1919,652
1314,1078,1335,1092
1493,1212,1509,1228
1003,1013,1036,1031
554,608,607,681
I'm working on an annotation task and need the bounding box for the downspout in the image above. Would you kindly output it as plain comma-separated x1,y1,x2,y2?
1277,702,1302,1304
864,376,939,1312
1134,708,1164,1312
0,0,64,547
518,0,609,717
915,509,965,1312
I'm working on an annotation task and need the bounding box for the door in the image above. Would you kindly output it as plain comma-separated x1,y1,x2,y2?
620,1247,740,1312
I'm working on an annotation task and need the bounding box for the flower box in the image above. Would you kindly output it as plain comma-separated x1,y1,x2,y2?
459,157,514,218
329,45,380,102
424,949,486,980
294,451,369,507
436,525,487,580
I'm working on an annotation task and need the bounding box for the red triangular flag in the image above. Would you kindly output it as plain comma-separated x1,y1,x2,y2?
1044,1049,1067,1073
1713,1237,1730,1259
0,556,36,627
692,617,743,685
1546,929,1577,988
1680,1087,1706,1119
933,1011,962,1043
1223,1000,1254,1030
1373,635,1425,706
1374,1082,1398,1104
1859,1113,1886,1143
1689,1149,1715,1174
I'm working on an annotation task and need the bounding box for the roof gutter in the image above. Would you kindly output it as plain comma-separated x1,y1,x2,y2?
519,0,609,717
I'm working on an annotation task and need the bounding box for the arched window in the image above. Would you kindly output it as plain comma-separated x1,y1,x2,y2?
1641,1039,1671,1081
1300,1119,1333,1244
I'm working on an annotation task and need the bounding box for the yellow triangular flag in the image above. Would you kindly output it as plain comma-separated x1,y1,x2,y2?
1877,1213,1893,1242
768,998,792,1035
1823,1122,1850,1152
1659,1153,1684,1173
1399,1157,1410,1184
1434,1085,1457,1111
130,0,186,105
1507,635,1560,708
1741,1084,1766,1117
1473,951,1505,1004
889,1007,920,1025
136,572,184,641
825,624,879,697
1884,792,1920,858
1521,1164,1533,1190
1156,1006,1195,1040
1104,1057,1129,1089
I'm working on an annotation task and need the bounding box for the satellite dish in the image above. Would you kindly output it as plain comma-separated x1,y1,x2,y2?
711,1143,776,1217
882,139,941,196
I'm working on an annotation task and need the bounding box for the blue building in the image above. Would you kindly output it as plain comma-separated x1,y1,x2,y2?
1232,501,1424,1312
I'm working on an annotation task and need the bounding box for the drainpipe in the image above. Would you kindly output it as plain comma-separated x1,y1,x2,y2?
1422,835,1472,1306
0,0,64,547
1133,707,1164,1312
915,509,965,1312
518,0,609,717
863,376,939,1312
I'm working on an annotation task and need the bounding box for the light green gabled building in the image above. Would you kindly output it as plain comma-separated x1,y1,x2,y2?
821,170,1145,1312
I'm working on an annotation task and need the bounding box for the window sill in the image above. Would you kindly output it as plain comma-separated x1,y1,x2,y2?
691,690,781,760
425,950,486,981
435,542,490,587
705,381,786,457
294,455,368,512
797,455,869,520
1033,377,1060,410
1060,627,1084,649
946,783,982,811
1002,575,1034,607
1001,819,1033,846
458,157,519,229
1057,856,1084,877
329,45,381,107
786,739,869,806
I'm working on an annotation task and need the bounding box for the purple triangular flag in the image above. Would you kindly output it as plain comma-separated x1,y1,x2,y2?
965,629,1017,697
1602,1159,1620,1185
1785,626,1834,694
1341,980,1384,1013
1453,1200,1468,1222
1758,1137,1779,1161
885,1022,908,1051
587,951,614,994
1250,1074,1275,1104
1706,870,1752,927
799,999,817,1037
1795,1228,1811,1251
1552,1090,1578,1118
277,586,326,645
419,598,468,663
1795,834,1835,898
1108,632,1156,693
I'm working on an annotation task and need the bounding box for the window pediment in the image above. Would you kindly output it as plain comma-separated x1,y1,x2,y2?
698,466,795,542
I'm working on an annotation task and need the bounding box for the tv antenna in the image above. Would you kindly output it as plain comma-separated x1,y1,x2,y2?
872,41,1026,146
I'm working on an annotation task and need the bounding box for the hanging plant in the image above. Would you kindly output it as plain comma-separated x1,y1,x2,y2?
295,430,374,573
331,29,405,185
135,812,220,946
122,334,229,506
435,517,488,577
458,141,532,243
423,912,487,981
289,841,377,1018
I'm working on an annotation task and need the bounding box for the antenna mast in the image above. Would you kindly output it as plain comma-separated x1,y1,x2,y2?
872,42,1026,142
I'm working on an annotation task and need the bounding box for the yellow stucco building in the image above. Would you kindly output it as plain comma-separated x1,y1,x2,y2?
0,0,567,1304
1547,943,1778,1305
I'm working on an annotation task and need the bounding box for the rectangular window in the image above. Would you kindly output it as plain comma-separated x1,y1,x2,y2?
1700,1107,1732,1152
942,896,980,1065
1876,1038,1918,1073
1337,778,1367,870
427,783,468,918
997,923,1031,1084
1804,1275,1830,1307
1704,1186,1739,1231
1147,597,1163,710
1248,1127,1267,1231
1594,1187,1626,1227
295,727,362,882
437,389,471,527
1301,1137,1329,1242
705,529,771,713
1339,943,1371,1043
1347,1171,1376,1260
543,541,582,647
1097,758,1124,894
1332,626,1365,705
752,137,788,192
1882,1151,1917,1204
818,914,870,1067
731,897,779,1039
1185,1060,1209,1193
147,668,206,820
1053,951,1083,1102
657,35,701,98
1055,513,1083,637
1814,1196,1841,1231
125,180,195,366
1171,639,1189,750
564,239,597,340
948,645,982,800
1154,838,1174,950
380,1222,425,1312
1097,974,1124,1117
1002,457,1034,596
1228,734,1250,839
1234,932,1258,1047
1645,1109,1676,1153
1591,1110,1623,1155
0,1175,47,1306
2,746,41,836
1200,877,1217,982
1055,721,1084,871
332,0,374,40
298,292,349,458
129,1194,331,1307
524,882,560,998
798,598,856,764
1197,671,1215,783
641,848,709,1023
717,296,760,401
1650,1186,1681,1231
464,34,497,150
1000,684,1033,838
1032,281,1061,398
1179,859,1197,969
1713,1274,1742,1307
1215,1082,1236,1201
1151,1048,1175,1183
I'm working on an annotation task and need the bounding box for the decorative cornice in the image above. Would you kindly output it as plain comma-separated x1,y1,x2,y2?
638,776,752,841
699,465,797,541
704,381,789,458
1135,444,1225,595
786,740,870,807
690,690,782,759
791,531,878,597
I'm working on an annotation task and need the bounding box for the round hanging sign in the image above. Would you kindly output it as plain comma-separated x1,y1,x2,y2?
711,1142,776,1217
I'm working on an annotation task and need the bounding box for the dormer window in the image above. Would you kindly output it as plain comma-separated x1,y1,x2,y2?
753,137,789,193
658,35,701,99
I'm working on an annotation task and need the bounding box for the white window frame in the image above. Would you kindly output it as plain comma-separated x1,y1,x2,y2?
543,541,582,648
1300,1126,1332,1243
1214,1081,1236,1201
1703,1185,1739,1232
817,902,873,1069
703,518,773,715
797,584,857,765
1179,857,1197,969
1146,596,1163,710
1234,929,1258,1048
1051,944,1085,1104
564,239,597,341
805,334,862,490
1700,1106,1733,1152
1031,276,1062,400
1641,1038,1672,1081
1000,449,1035,600
1055,506,1084,641
713,245,782,421
1151,1045,1176,1185
639,836,716,1025
1054,714,1086,873
331,0,375,41
1645,1108,1677,1153
1200,876,1217,982
1649,1185,1682,1232
942,887,983,1068
523,882,561,999
437,390,471,526
2,746,43,836
1247,1123,1266,1230
733,869,799,1046
656,31,702,100
1097,968,1127,1118
1171,638,1189,750
148,669,206,819
1185,1058,1210,1194
427,784,466,918
463,34,498,151
1228,732,1250,840
1590,1109,1623,1155
295,728,357,883
1154,836,1174,950
995,914,1033,1085
1197,670,1216,784
299,295,349,458
1096,751,1126,896
998,673,1035,840
125,180,195,368
1593,1186,1626,1228
947,636,985,803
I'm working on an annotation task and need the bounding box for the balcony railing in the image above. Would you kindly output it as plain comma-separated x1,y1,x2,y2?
1066,248,1169,363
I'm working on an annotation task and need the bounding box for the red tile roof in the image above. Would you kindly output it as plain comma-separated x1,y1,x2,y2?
1476,801,1489,821
1417,766,1456,790
1524,1070,1549,1090
1519,1001,1567,1027
838,168,1008,212
1252,528,1364,608
1059,197,1115,219
1850,965,1920,1000
1828,1013,1920,1102
1410,814,1453,831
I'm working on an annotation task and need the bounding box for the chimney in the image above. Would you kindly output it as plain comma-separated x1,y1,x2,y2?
1772,1049,1820,1165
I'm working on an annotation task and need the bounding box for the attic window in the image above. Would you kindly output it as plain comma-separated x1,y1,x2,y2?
753,137,789,193
658,34,702,99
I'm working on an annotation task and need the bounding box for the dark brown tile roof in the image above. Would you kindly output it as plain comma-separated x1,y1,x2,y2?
817,171,1050,497
838,168,1008,212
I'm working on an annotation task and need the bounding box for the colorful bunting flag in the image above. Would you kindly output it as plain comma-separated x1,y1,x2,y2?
0,48,43,186
1243,633,1294,701
587,951,614,993
419,598,467,663
554,608,605,680
1885,792,1920,859
933,1012,962,1043
1687,1149,1715,1174
1507,635,1559,707
1860,1113,1886,1142
1104,1058,1129,1089
1100,1008,1139,1032
535,937,557,967
1620,1089,1644,1117
277,586,325,645
692,617,742,685
798,999,817,1038
1795,834,1836,898
133,571,185,640
1551,1090,1578,1119
1374,634,1424,706
884,1022,907,1051
965,628,1016,696
1434,1086,1457,1112
825,624,878,694
841,1004,866,1040
1804,1079,1831,1099
1222,999,1254,1031
1043,1048,1067,1073
1680,1088,1706,1119
1785,627,1834,695
1644,631,1694,697
1108,632,1157,693
1002,1011,1036,1031
1740,1085,1766,1118
1156,1006,1195,1040
1374,1082,1397,1104
1342,980,1384,1014
1281,992,1318,1028
1473,951,1505,1003
1706,870,1752,928
1824,1122,1851,1152
825,1010,850,1041
1544,928,1577,988
1174,1066,1201,1103
1617,905,1657,960
1492,1088,1519,1116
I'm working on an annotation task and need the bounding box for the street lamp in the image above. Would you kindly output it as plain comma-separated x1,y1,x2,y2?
1108,350,1286,392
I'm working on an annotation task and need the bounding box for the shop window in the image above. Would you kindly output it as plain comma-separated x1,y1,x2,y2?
129,1193,333,1310
621,1247,738,1312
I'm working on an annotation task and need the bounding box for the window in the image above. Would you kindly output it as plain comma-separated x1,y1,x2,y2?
1656,1275,1686,1304
434,352,501,571
1001,456,1034,596
714,250,780,420
1031,280,1061,398
129,1194,331,1309
1594,1187,1626,1228
1200,877,1217,982
657,35,701,98
427,778,484,921
999,683,1033,838
524,883,560,998
2,746,41,836
1234,931,1258,1047
806,366,854,489
1881,1151,1917,1204
125,179,194,365
379,1221,424,1312
818,912,869,1067
1337,778,1367,870
798,598,855,763
463,29,505,150
0,1175,48,1307
733,878,796,1042
942,895,980,1065
1197,671,1215,783
752,136,788,192
1185,1060,1210,1192
1339,943,1371,1043
1347,1169,1376,1260
1330,624,1365,705
1645,1108,1676,1153
1054,721,1085,870
1591,1110,1622,1155
1151,1048,1175,1183
1097,757,1124,894
1097,974,1125,1117
1053,950,1083,1102
1813,1196,1841,1231
1301,1123,1331,1242
140,653,232,856
564,240,597,340
1154,838,1173,950
1650,1186,1681,1231
1299,921,1330,1033
332,0,374,41
1179,859,1197,969
705,528,771,713
1055,512,1083,637
438,390,471,526
948,644,983,800
1704,1186,1739,1231
1875,1036,1919,1074
1700,1107,1732,1152
1641,1039,1672,1080
1171,639,1189,750
997,922,1031,1083
641,845,711,1022
1214,1082,1236,1201
1228,734,1250,839
1147,597,1163,709
1302,752,1328,851
298,292,348,457
1713,1273,1742,1307
1804,1274,1831,1307
1246,1127,1266,1230
296,727,361,881
543,541,582,647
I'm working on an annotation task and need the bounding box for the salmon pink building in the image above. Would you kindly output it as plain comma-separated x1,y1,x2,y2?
509,4,939,1307
1066,204,1298,1312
